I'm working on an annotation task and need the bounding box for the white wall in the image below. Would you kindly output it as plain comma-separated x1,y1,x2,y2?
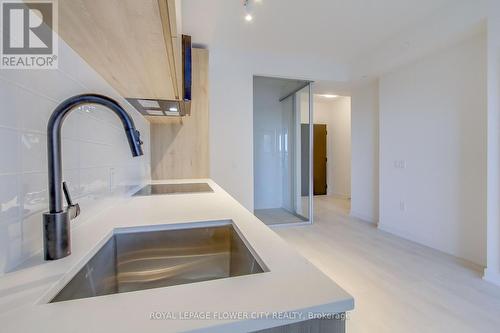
0,39,151,275
350,81,380,223
378,32,487,266
484,0,500,285
209,52,254,210
314,97,351,198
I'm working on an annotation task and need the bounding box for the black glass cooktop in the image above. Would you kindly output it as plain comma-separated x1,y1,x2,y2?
132,183,213,196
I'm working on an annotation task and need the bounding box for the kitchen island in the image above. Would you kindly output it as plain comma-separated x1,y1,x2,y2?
0,179,354,332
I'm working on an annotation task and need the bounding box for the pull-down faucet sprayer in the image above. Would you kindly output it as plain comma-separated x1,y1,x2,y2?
43,94,144,260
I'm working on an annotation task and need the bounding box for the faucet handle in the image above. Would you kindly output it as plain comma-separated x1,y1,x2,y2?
62,181,73,206
62,181,80,220
136,129,144,145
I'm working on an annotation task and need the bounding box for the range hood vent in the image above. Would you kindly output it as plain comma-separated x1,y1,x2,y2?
127,35,192,118
126,98,189,117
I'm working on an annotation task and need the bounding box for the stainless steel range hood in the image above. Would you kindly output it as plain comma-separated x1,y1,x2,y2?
126,98,190,117
126,35,192,117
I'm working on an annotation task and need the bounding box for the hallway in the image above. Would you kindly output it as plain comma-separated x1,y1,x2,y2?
275,196,500,333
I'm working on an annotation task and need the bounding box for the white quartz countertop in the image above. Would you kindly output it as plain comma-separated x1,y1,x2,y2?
0,179,354,333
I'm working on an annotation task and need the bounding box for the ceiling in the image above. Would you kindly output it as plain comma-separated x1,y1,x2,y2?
312,80,353,96
254,76,310,98
182,0,456,65
182,0,485,96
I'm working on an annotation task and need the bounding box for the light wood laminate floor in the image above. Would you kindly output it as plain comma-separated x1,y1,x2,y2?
275,195,500,333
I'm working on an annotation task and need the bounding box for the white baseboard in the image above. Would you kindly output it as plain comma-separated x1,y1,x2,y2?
378,224,418,244
483,268,500,287
350,210,377,224
380,224,489,270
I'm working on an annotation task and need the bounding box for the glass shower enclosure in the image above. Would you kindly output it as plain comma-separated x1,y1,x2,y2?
253,76,313,226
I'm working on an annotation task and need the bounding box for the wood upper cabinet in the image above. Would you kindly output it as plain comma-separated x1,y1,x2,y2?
59,0,182,100
150,48,209,179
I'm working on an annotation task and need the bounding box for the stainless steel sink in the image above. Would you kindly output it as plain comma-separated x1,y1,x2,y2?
50,221,265,303
132,183,213,196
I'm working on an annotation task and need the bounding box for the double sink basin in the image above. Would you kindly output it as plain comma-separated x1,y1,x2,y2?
50,184,266,303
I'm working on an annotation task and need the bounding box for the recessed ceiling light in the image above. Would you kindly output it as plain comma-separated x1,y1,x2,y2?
243,0,253,22
320,94,339,98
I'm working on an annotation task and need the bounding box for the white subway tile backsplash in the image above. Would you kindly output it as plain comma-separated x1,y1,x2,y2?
20,173,48,218
61,111,82,140
0,220,22,273
63,169,81,199
80,104,123,129
79,167,110,197
111,138,133,164
0,68,85,103
79,141,112,168
0,175,20,222
21,103,53,134
0,128,20,174
21,132,47,173
78,112,118,144
20,213,43,262
0,78,56,133
62,138,80,170
0,36,150,275
0,78,21,130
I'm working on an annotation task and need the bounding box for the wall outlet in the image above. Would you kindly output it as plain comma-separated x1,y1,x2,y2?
394,160,407,169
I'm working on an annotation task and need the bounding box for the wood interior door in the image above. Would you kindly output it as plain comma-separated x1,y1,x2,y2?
301,124,310,196
313,124,327,195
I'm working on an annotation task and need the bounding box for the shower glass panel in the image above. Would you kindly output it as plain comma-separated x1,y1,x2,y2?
294,85,312,221
253,76,312,226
